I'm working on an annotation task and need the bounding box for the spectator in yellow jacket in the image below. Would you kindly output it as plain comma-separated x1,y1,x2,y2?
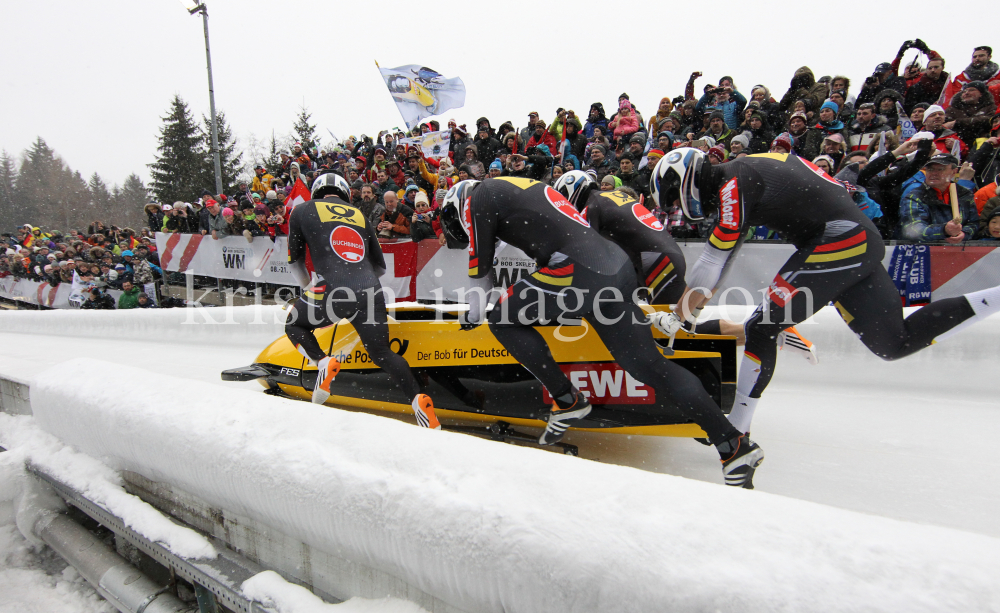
251,165,274,194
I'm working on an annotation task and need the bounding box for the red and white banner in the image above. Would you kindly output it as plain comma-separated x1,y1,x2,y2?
12,236,999,310
0,276,124,309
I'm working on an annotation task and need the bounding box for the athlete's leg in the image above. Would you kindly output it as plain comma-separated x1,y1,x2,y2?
587,301,742,445
487,280,579,401
732,229,878,431
285,294,332,364
833,269,995,359
338,288,421,399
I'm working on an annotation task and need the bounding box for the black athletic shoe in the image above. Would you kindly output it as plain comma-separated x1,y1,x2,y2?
721,436,764,489
539,391,591,446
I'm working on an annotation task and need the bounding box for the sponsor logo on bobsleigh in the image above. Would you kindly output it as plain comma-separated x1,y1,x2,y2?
279,367,300,377
543,363,654,404
221,245,253,269
415,346,510,361
332,337,408,365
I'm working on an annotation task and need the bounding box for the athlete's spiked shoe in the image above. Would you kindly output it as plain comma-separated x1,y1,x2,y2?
311,356,341,405
777,326,818,365
721,436,764,489
539,390,591,446
412,394,441,429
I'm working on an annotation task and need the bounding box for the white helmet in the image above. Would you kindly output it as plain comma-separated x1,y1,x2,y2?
438,180,480,247
554,170,596,212
310,172,352,201
650,147,707,220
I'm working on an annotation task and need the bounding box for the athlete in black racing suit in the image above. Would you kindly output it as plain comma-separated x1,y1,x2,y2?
578,185,686,304
653,150,1000,438
439,176,762,487
284,173,439,429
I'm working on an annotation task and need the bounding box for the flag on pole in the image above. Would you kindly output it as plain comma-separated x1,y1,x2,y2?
284,177,311,208
375,62,466,130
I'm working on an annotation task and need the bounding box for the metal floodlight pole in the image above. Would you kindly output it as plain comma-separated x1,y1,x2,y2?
187,2,223,195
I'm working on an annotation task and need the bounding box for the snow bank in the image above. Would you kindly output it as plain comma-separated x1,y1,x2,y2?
26,358,1000,613
0,413,216,559
242,570,428,613
0,304,287,347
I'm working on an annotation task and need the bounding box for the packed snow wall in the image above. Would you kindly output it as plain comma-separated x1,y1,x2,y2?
16,352,1000,613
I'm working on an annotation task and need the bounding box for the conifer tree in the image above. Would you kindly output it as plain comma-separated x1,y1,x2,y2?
202,110,242,193
0,150,16,230
149,95,208,204
292,105,318,151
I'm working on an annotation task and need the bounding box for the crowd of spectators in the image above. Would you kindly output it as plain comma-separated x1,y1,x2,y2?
4,39,1000,306
1,222,167,309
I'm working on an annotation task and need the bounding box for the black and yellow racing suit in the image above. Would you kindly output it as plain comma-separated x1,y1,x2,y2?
583,188,686,304
285,196,421,398
466,176,740,444
691,153,976,408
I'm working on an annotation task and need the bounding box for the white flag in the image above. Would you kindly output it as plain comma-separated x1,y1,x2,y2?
377,63,466,130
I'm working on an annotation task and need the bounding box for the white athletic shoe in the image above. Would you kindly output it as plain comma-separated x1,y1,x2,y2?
777,326,818,365
311,356,341,405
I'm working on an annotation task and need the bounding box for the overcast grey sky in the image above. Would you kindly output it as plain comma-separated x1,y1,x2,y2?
0,0,990,188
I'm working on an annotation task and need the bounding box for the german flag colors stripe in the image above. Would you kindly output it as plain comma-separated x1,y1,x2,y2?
709,227,741,250
805,243,867,263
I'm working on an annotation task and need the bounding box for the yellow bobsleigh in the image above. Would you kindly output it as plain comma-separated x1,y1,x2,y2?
223,305,737,453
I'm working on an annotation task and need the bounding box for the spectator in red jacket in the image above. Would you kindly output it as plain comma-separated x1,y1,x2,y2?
526,120,557,157
942,46,1000,109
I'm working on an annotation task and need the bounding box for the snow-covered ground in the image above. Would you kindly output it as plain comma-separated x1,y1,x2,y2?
0,305,998,612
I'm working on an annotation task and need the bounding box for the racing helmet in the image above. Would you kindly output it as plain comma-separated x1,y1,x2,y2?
554,170,597,212
310,172,351,201
438,180,480,248
650,148,707,221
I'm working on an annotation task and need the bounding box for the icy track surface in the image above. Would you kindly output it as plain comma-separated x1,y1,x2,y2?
0,305,999,612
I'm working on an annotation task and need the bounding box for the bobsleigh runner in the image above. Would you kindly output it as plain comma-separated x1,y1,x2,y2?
222,304,736,455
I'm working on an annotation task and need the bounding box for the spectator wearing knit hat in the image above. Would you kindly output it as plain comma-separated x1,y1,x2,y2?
941,46,1000,111
771,132,795,155
729,134,750,159
847,103,894,153
802,100,849,160
744,111,774,154
697,110,736,149
583,144,615,183
945,81,997,148
922,104,969,159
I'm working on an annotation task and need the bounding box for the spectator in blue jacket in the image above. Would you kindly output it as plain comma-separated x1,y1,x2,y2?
901,154,979,242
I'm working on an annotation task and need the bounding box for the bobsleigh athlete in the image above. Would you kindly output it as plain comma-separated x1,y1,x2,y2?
650,149,1000,436
439,177,764,488
284,173,440,429
553,169,817,361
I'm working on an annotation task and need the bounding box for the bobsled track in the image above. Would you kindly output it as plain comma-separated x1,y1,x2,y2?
1,304,999,612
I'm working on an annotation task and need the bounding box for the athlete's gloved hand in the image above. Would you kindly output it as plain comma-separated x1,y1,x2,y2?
461,290,486,331
649,311,690,337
